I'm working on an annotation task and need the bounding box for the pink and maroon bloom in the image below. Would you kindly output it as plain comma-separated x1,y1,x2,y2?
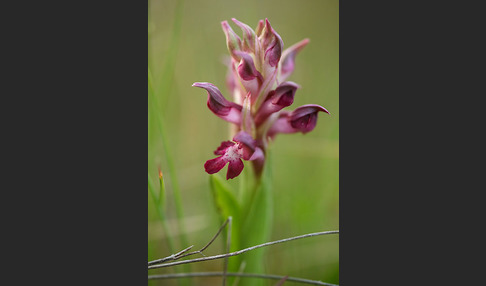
204,131,264,180
193,18,330,180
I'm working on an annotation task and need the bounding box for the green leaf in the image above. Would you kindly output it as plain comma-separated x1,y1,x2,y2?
209,173,241,239
209,174,242,270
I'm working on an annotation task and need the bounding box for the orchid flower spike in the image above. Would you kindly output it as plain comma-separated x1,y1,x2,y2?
193,18,330,179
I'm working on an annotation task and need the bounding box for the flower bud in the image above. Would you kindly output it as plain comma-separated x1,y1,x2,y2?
259,19,283,68
255,20,264,37
232,18,256,53
221,21,242,61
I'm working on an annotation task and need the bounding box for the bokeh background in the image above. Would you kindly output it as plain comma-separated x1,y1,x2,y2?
148,0,338,285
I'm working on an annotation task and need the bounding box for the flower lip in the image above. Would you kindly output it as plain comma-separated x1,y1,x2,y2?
204,156,228,175
226,159,244,179
204,131,260,179
214,140,235,155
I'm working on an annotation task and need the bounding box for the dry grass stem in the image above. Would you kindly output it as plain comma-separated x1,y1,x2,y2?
148,230,339,270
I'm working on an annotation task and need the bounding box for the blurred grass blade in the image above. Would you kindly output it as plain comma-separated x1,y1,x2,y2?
148,173,175,252
149,1,191,285
157,0,184,110
158,169,166,209
148,67,189,248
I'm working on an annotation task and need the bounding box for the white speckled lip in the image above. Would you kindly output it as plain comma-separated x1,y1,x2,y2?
224,144,243,161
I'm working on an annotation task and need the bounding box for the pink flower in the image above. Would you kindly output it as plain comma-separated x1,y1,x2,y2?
194,18,330,179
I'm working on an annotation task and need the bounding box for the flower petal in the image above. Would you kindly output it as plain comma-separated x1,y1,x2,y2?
204,156,228,175
279,38,310,82
192,82,242,124
227,158,244,179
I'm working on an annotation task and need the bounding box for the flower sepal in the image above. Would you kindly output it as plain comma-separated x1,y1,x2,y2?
278,38,310,82
192,82,243,124
267,104,330,137
254,81,300,125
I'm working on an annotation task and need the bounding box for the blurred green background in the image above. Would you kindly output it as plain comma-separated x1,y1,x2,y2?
148,0,338,285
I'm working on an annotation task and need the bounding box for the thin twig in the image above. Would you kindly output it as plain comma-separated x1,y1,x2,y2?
178,217,230,259
147,245,194,266
148,230,339,270
148,217,231,266
148,272,338,286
